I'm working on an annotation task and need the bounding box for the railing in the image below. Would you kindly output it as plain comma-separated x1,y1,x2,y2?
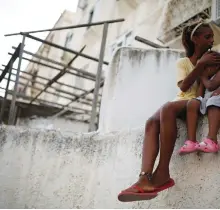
135,36,169,48
1,18,125,131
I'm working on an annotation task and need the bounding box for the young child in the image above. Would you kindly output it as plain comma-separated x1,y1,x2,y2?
178,60,220,154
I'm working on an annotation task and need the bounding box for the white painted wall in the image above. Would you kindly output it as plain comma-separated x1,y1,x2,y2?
17,117,89,132
99,47,184,132
0,116,220,209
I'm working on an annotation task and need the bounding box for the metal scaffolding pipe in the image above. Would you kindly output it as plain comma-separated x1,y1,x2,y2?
17,78,77,104
8,53,96,82
89,22,108,131
0,61,13,123
53,80,104,118
1,65,101,104
1,18,125,123
5,18,125,36
0,71,94,107
29,46,85,104
1,77,91,114
4,68,82,99
0,86,91,123
22,33,109,65
12,46,98,79
19,76,95,107
135,36,169,48
8,35,26,125
0,44,21,83
2,65,91,93
0,87,88,123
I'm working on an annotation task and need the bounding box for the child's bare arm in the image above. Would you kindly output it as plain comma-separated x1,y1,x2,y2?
201,70,220,91
196,79,205,97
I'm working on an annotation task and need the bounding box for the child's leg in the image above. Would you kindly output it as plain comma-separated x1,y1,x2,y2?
178,99,200,155
187,99,201,141
207,106,220,143
197,104,220,153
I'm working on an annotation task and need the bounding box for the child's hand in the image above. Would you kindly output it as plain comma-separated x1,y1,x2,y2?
211,87,220,96
202,65,219,78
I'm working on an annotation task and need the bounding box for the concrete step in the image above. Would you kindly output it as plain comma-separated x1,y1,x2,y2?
0,116,220,208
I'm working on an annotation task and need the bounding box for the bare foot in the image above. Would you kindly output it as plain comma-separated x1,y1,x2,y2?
151,168,170,187
122,175,156,193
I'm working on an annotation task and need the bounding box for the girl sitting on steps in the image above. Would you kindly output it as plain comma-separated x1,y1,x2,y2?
118,21,220,202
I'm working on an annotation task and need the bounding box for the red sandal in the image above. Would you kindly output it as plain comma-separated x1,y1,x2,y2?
118,173,175,202
154,178,175,193
118,184,158,202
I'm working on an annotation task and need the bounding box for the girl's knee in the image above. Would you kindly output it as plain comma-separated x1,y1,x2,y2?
161,102,174,115
159,102,177,121
187,99,200,111
145,115,160,131
161,101,187,117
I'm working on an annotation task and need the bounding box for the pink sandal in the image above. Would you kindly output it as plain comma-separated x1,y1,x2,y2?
197,138,219,153
178,140,199,155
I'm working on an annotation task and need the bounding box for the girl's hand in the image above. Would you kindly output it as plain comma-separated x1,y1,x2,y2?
198,51,220,67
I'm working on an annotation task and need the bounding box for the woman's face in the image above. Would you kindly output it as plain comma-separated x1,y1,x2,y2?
194,26,214,51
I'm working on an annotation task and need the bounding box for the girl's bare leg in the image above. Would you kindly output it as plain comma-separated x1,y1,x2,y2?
152,100,188,187
122,100,188,192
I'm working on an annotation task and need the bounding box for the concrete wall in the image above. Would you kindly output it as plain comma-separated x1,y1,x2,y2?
99,47,184,132
2,47,220,208
0,117,220,209
17,117,89,132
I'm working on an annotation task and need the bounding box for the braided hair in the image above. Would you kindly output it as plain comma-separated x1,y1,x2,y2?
182,22,210,57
